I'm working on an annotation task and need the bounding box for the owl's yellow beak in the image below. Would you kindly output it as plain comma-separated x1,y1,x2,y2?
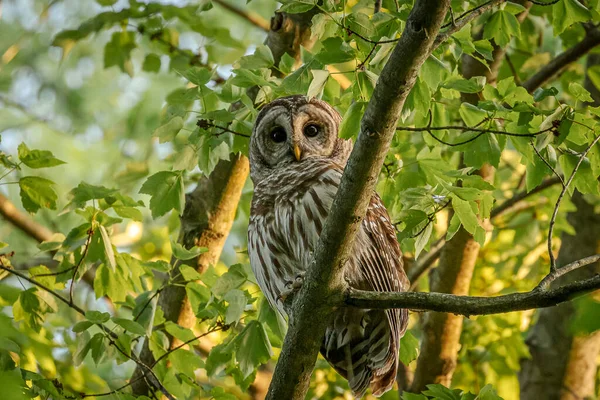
293,144,302,162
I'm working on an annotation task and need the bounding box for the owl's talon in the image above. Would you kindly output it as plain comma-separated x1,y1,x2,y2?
278,273,305,303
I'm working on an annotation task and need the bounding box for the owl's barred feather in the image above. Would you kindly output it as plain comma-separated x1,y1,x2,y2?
248,96,408,398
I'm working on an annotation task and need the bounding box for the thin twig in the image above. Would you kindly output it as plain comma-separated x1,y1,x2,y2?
434,0,504,48
151,325,224,367
197,119,251,138
398,124,554,146
531,143,566,187
546,133,600,272
537,254,600,290
70,227,94,305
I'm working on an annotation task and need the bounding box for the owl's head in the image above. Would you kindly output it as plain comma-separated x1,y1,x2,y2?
249,95,352,183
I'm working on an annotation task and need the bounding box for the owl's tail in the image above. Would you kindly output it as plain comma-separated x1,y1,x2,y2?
321,308,400,398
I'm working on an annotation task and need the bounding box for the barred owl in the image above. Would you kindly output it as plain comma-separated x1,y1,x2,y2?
247,95,409,398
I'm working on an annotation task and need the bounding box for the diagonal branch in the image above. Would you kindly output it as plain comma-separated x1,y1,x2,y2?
265,2,451,399
522,26,600,93
0,193,53,243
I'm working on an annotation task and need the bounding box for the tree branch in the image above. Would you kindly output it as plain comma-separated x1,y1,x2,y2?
266,2,451,399
522,26,600,93
212,0,270,31
0,193,53,243
433,0,504,48
346,273,600,316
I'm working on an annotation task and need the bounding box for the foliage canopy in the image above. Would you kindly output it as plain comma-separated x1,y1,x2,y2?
1,0,600,399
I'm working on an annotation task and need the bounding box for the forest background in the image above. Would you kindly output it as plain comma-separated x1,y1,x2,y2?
1,0,600,399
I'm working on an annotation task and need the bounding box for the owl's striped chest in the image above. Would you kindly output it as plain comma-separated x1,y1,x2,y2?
248,161,342,311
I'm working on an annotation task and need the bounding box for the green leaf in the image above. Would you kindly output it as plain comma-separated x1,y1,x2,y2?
414,222,432,259
177,67,213,85
90,332,106,365
96,0,118,5
533,87,558,102
423,384,463,400
153,116,183,143
339,102,366,139
212,264,247,297
476,384,503,400
165,322,197,343
306,70,329,99
399,331,419,365
552,0,592,35
74,331,92,366
70,182,118,205
72,320,94,333
463,133,501,169
142,53,161,73
405,77,431,114
451,196,480,235
233,321,272,378
112,317,147,336
504,1,526,14
17,143,65,169
346,12,375,39
139,171,185,218
237,45,274,70
568,82,594,103
559,153,600,195
19,176,58,213
224,289,246,325
442,76,486,94
171,240,208,260
113,206,143,221
85,310,110,324
314,37,357,64
279,53,296,75
104,31,136,77
169,348,203,377
99,225,116,272
278,0,316,13
483,10,520,47
179,265,203,281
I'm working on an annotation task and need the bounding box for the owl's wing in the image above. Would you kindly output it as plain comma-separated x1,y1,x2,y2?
322,193,409,397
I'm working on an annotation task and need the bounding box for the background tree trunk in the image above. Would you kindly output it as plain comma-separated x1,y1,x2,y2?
518,53,600,400
409,1,532,385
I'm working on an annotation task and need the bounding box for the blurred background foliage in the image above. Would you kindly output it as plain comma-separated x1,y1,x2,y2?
0,0,599,399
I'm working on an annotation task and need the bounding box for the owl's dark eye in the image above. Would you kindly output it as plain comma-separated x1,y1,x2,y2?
270,127,287,143
303,124,320,137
